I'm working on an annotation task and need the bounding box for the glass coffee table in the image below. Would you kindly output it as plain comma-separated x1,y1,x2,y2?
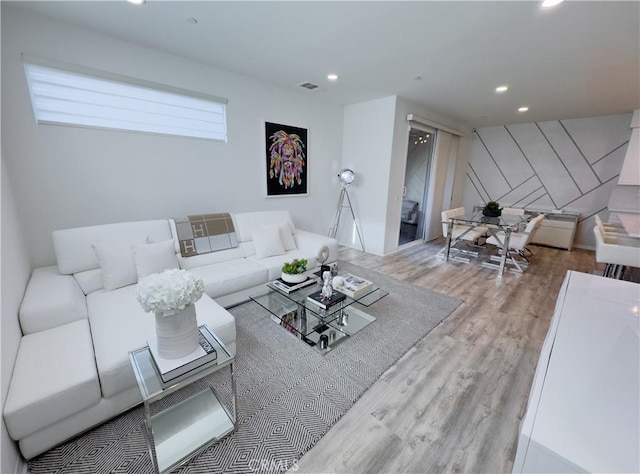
129,326,236,474
250,277,388,352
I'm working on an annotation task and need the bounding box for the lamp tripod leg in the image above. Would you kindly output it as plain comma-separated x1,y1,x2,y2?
344,189,365,251
328,188,346,239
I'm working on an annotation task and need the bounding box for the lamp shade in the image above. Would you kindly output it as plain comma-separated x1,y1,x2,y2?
338,168,355,186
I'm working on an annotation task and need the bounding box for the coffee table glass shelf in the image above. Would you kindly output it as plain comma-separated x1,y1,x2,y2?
250,277,388,352
129,326,236,474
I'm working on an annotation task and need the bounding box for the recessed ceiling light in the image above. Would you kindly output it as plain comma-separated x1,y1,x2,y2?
126,0,146,5
186,17,198,24
541,0,564,8
327,74,339,81
495,85,509,93
518,106,529,113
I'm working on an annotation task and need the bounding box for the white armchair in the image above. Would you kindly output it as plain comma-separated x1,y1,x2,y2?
486,214,545,272
441,207,488,243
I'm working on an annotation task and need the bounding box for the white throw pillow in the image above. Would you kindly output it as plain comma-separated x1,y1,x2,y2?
252,224,285,258
133,240,180,280
278,223,297,251
92,239,146,291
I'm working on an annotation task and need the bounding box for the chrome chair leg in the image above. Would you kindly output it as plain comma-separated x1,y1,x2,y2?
509,253,524,273
517,250,530,263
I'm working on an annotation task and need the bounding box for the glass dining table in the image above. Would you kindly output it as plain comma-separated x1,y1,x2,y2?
444,210,531,276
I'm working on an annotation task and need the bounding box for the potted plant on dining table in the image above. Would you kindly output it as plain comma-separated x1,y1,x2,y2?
482,201,502,217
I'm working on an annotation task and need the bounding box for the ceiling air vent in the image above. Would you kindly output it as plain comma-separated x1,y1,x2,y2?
299,81,319,90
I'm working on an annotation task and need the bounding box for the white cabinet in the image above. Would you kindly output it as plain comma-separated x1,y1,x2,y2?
530,213,579,250
513,271,639,473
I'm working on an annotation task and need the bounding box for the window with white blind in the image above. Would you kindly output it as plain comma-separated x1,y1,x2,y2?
23,59,227,141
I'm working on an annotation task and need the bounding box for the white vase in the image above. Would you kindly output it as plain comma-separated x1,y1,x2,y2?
281,272,307,284
154,304,199,359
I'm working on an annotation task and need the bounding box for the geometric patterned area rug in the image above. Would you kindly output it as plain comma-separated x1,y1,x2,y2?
28,262,461,474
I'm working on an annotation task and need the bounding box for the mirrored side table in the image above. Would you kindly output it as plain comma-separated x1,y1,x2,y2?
129,326,236,473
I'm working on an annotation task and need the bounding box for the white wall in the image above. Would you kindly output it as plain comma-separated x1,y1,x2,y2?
1,162,31,473
463,113,633,248
341,96,397,255
1,6,344,268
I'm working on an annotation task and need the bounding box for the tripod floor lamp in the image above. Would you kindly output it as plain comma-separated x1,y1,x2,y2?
328,168,365,251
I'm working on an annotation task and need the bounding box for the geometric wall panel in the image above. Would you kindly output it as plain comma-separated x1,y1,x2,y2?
591,145,627,183
463,113,632,248
506,123,582,208
536,120,600,194
474,125,534,187
560,114,634,164
468,134,511,199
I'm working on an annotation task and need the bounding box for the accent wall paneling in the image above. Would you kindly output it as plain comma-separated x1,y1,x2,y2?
463,113,633,249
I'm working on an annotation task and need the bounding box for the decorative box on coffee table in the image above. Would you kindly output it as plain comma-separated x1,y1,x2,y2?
129,325,236,474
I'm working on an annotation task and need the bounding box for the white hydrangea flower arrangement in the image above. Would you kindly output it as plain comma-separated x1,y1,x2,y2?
136,269,204,317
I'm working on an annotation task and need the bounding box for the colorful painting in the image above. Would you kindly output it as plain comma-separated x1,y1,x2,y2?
265,122,308,196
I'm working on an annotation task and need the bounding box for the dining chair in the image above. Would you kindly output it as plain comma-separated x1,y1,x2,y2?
486,214,545,272
441,207,488,244
593,224,640,279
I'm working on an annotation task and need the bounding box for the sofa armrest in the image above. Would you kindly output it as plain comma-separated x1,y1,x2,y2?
294,230,338,264
19,266,88,335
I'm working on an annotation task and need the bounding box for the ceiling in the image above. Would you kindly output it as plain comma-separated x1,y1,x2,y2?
9,1,640,127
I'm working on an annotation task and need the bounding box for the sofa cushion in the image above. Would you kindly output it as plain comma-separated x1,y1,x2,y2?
92,238,147,290
87,285,236,398
133,240,179,279
53,220,172,275
187,259,269,299
278,223,296,251
177,246,245,270
4,320,101,440
233,211,295,243
252,224,285,258
73,268,104,295
19,266,88,335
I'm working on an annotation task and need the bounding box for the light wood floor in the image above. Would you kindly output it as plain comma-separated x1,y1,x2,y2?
294,240,598,474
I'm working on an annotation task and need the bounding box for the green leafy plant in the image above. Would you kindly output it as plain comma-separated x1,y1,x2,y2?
281,258,308,275
484,201,500,211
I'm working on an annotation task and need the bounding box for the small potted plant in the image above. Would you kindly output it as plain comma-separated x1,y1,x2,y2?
482,201,502,217
281,258,308,284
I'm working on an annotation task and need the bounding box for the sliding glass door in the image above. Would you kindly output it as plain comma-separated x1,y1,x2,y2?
398,126,436,246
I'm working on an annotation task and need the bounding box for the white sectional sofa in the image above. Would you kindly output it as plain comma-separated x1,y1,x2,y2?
3,210,337,459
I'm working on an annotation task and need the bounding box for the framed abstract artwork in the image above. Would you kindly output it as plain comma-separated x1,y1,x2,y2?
264,121,308,197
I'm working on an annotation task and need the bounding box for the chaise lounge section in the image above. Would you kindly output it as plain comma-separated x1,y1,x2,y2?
4,210,337,459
